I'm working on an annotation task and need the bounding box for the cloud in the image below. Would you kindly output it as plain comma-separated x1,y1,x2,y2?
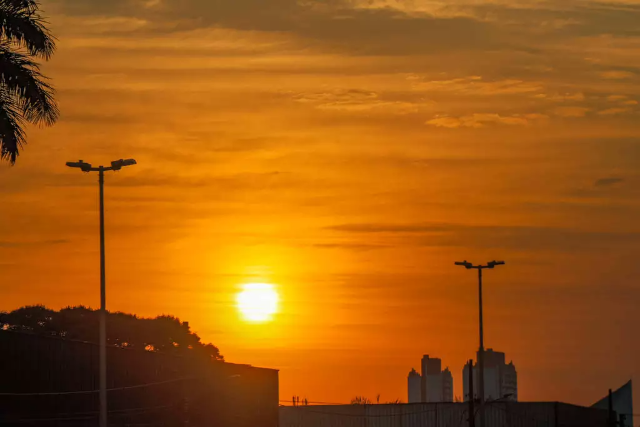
325,222,640,252
607,95,628,102
597,107,632,116
534,92,586,102
44,0,640,70
425,116,464,128
36,170,303,196
51,0,509,56
606,96,638,107
453,1,640,38
553,106,590,117
329,223,450,233
312,243,390,251
289,89,422,114
425,113,544,128
594,177,624,187
412,76,543,96
0,239,69,248
600,70,636,80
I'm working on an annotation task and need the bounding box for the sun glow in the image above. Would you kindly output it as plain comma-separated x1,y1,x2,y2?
236,283,279,323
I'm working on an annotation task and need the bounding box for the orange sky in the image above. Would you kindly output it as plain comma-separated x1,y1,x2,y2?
1,0,639,414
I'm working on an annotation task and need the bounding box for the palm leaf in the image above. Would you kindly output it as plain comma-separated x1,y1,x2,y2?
0,41,58,126
1,1,38,13
0,87,26,164
0,0,55,59
0,0,57,163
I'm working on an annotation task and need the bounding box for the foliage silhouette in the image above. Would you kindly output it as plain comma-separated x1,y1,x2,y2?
350,395,403,404
0,0,58,163
0,305,224,361
351,396,372,405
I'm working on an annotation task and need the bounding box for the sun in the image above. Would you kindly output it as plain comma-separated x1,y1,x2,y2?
236,283,279,323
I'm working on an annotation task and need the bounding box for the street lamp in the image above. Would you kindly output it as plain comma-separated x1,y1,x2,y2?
455,260,505,427
66,159,137,427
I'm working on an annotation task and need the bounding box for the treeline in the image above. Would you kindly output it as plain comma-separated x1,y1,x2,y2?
0,305,223,361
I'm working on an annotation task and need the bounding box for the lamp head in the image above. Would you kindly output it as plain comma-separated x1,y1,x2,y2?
66,160,92,172
111,158,137,170
455,261,473,269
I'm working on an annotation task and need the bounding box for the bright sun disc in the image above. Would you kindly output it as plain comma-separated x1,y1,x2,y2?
236,283,279,323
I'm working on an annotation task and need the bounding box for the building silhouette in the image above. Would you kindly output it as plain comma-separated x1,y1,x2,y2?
592,380,633,427
463,348,517,402
408,368,422,403
407,355,454,403
442,367,453,402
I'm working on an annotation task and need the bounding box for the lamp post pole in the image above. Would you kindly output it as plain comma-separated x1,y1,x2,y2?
455,260,505,427
66,159,137,427
477,266,484,426
98,166,107,427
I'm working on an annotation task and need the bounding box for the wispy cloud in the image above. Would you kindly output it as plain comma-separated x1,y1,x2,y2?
0,239,69,248
599,70,636,80
534,92,586,102
411,76,543,96
326,222,640,252
553,106,591,117
425,113,545,128
311,243,391,251
594,177,624,187
597,107,632,115
288,89,423,114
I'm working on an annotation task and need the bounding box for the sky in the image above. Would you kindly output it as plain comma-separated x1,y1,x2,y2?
1,0,639,414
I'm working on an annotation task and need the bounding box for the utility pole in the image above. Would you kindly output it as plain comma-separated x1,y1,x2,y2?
468,360,475,427
455,260,506,427
66,159,137,427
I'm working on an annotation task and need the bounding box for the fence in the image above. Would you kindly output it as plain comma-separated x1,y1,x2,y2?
279,402,611,427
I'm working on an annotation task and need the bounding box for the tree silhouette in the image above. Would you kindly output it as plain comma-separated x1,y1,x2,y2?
0,0,58,163
0,305,223,361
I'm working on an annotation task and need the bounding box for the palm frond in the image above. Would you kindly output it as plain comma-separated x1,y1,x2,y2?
0,41,58,126
2,0,38,14
0,87,26,164
0,0,55,59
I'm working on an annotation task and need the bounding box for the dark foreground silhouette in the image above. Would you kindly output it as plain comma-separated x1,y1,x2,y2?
0,305,223,361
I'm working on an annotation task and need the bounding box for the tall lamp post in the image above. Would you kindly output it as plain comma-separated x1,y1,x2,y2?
66,159,137,427
455,260,505,427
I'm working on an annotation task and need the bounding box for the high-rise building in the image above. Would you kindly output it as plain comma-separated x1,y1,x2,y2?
407,355,454,403
442,367,453,402
407,368,422,403
462,349,518,402
422,355,443,403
